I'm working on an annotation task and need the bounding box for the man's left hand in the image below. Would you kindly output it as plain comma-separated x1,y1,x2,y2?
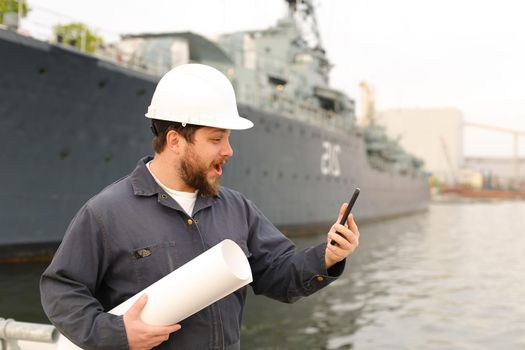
325,203,360,269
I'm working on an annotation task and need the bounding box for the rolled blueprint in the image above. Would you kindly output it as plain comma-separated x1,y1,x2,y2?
58,239,252,349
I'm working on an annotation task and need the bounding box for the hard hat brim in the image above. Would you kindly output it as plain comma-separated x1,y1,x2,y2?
145,112,254,130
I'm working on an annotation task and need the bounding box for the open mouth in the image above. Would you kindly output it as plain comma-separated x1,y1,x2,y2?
212,160,225,176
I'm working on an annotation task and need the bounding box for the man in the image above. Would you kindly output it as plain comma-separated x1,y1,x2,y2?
40,64,359,350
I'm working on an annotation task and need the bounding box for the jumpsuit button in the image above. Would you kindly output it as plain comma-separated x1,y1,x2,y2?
187,219,193,225
161,194,168,199
316,275,324,282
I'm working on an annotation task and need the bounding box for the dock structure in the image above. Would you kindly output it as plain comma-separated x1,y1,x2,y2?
0,318,57,350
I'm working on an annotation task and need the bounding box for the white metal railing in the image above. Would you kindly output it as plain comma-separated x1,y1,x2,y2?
0,318,57,350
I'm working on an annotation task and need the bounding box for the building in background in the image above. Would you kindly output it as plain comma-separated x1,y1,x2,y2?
462,123,525,190
463,156,525,190
356,83,524,192
375,108,464,186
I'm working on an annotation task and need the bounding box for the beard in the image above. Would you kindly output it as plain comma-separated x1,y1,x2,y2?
179,145,222,197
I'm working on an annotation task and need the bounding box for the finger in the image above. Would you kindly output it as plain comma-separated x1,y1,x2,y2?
332,223,359,247
328,223,343,246
347,214,359,238
152,332,172,344
328,231,352,250
337,203,348,223
329,221,350,245
333,214,359,245
146,323,182,338
335,224,357,242
148,336,169,349
326,238,347,260
127,294,148,318
153,324,181,342
163,324,182,334
140,326,180,348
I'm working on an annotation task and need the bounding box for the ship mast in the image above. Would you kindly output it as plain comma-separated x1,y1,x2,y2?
285,0,324,52
285,0,331,82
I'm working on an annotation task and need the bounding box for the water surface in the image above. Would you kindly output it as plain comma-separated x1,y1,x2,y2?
242,201,525,349
1,201,524,349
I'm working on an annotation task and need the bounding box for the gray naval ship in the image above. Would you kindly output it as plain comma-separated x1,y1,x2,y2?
0,0,429,261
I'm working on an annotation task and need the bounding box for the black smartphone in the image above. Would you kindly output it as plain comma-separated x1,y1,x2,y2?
330,188,360,245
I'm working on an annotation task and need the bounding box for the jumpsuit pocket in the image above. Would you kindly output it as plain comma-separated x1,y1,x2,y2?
131,241,181,289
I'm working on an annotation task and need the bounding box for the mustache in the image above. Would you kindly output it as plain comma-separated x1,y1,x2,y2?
211,157,229,167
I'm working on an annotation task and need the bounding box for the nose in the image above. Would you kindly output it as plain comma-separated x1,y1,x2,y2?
222,137,234,157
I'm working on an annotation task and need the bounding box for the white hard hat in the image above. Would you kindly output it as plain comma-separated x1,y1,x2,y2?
145,64,253,130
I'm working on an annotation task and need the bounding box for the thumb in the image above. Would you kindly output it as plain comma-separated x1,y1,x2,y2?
127,294,148,319
336,203,348,224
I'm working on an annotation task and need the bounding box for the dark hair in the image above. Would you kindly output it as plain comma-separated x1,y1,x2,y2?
151,119,203,153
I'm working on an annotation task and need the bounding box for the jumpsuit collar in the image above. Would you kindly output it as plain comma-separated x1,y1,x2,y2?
130,156,219,214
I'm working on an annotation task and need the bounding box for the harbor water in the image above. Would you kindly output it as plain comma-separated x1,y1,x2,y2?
1,201,524,349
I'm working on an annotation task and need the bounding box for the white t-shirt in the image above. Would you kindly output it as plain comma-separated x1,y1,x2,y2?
146,161,197,216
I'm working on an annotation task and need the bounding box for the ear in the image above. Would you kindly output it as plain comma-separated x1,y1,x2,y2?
165,129,183,154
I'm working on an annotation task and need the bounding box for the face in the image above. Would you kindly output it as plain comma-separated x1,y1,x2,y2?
179,127,233,196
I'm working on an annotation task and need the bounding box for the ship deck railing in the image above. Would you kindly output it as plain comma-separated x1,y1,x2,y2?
258,94,354,133
3,25,356,134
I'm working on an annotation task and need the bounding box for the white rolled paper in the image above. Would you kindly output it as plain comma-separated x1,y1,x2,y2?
58,239,252,349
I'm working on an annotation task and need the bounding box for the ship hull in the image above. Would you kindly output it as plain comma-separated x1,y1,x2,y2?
0,29,429,260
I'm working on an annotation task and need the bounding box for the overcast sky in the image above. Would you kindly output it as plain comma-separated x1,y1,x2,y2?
21,0,525,157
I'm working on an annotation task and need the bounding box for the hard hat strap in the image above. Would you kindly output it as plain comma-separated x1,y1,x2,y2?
150,122,159,136
150,119,192,136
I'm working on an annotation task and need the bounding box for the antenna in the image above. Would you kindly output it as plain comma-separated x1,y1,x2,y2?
285,0,324,52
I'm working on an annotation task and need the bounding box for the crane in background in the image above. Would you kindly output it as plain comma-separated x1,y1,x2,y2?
439,136,458,186
464,122,525,186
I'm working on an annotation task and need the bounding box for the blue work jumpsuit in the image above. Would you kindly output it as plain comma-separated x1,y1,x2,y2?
40,157,345,349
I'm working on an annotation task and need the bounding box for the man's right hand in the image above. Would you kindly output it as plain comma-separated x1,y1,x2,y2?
123,294,182,350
